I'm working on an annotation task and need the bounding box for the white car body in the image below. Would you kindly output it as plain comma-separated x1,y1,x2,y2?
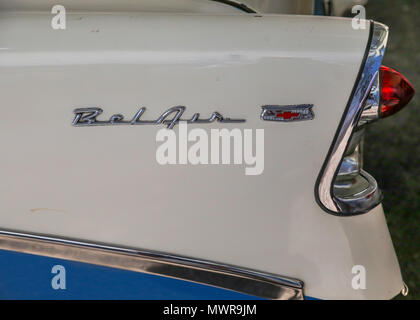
0,0,404,300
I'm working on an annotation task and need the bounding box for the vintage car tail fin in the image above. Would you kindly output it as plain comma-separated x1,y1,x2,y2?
316,22,387,216
316,21,415,216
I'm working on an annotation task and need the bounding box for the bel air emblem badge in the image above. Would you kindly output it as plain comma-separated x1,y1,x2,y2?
261,105,314,122
73,106,246,129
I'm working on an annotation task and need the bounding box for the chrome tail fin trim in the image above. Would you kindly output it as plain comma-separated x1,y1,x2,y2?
315,21,388,215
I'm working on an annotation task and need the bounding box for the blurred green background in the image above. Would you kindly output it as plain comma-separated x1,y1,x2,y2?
362,0,419,300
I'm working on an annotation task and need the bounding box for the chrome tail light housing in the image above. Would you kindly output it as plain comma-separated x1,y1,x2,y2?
315,22,388,215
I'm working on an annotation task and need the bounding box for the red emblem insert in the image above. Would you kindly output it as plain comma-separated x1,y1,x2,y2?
275,111,300,120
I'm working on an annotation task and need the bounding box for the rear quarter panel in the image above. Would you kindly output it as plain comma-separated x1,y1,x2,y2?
0,12,402,299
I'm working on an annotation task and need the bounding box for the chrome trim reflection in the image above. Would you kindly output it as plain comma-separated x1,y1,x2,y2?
336,153,360,178
334,170,382,214
359,73,381,126
316,22,388,215
0,230,304,300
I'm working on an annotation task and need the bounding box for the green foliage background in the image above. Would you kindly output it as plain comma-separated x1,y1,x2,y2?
363,0,419,300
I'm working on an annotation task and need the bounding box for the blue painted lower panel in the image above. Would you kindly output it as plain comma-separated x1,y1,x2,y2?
0,249,265,300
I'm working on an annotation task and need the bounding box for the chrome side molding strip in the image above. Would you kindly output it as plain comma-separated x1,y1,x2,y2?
0,230,304,300
315,21,388,215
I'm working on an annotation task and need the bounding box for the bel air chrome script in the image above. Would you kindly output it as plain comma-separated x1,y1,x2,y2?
261,105,314,122
73,107,246,129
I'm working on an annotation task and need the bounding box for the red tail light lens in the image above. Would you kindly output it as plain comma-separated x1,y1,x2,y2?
380,66,415,118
